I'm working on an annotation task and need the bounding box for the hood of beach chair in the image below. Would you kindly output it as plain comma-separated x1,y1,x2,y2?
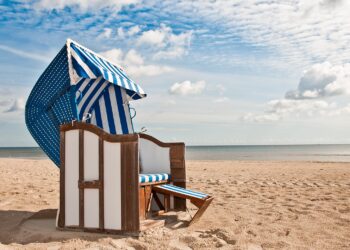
25,39,147,167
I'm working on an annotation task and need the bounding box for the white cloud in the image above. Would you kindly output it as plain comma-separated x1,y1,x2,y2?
31,0,139,11
99,48,173,77
137,24,193,59
0,44,49,62
117,25,141,39
127,25,141,36
154,0,350,68
242,60,350,122
127,64,173,77
286,62,350,99
124,49,144,65
267,99,331,115
4,98,25,113
117,27,126,39
137,25,168,47
100,48,124,65
242,99,336,122
97,28,113,39
169,80,206,96
154,47,187,59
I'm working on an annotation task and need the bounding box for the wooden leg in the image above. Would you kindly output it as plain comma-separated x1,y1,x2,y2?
153,192,165,210
190,198,204,208
189,197,214,226
164,194,170,212
139,187,146,220
147,193,153,213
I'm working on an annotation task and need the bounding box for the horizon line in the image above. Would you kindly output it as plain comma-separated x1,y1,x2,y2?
2,143,350,148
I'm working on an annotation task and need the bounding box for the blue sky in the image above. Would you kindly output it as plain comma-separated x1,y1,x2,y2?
1,0,350,146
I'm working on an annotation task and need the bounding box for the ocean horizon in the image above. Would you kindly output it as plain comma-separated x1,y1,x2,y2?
2,144,350,162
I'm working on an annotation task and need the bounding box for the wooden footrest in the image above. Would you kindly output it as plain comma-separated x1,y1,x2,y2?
152,184,213,225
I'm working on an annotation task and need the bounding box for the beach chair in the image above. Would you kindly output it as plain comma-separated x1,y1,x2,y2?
25,39,213,234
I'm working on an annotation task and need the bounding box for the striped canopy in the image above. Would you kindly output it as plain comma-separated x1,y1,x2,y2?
25,39,146,167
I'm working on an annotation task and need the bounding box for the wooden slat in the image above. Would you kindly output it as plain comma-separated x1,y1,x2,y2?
99,137,104,230
79,129,84,228
121,144,126,230
152,185,204,204
139,188,146,220
61,123,139,143
58,130,65,228
171,178,186,182
171,168,186,180
170,144,186,211
139,179,169,186
78,180,101,189
164,194,170,212
121,142,140,232
170,145,185,162
147,192,153,213
190,198,204,208
145,186,152,213
139,133,184,147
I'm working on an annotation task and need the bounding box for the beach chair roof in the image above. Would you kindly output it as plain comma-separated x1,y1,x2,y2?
25,39,147,167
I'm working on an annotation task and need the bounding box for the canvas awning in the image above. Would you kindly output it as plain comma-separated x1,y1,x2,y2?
25,39,146,167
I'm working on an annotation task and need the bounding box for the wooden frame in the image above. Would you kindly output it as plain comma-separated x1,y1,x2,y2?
58,122,188,234
58,122,139,234
152,185,214,225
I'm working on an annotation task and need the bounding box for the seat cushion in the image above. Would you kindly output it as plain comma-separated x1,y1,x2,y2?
139,173,170,183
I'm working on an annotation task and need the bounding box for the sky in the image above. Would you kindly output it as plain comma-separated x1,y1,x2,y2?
1,0,350,146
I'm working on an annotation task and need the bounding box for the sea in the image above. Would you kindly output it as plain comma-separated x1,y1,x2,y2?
1,144,350,162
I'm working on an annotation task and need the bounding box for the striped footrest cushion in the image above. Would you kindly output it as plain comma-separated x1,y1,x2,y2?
156,184,209,199
139,173,170,183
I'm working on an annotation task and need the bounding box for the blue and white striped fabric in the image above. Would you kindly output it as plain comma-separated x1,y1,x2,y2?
69,39,145,134
74,76,133,134
70,41,146,100
139,173,170,183
25,39,147,167
156,184,209,199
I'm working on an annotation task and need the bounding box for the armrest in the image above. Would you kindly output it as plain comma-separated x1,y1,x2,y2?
139,133,186,211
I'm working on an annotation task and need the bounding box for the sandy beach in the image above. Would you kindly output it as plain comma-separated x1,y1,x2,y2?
0,158,350,249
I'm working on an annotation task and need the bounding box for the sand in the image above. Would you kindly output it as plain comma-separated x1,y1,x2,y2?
0,158,350,249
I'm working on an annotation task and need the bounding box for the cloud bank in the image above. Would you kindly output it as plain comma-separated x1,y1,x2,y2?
286,62,350,99
243,61,350,122
137,24,193,59
30,0,139,11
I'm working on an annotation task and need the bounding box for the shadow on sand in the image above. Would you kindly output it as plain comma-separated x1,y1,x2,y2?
0,209,125,244
0,209,189,245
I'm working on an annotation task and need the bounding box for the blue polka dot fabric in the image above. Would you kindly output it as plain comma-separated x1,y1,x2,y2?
25,45,76,167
